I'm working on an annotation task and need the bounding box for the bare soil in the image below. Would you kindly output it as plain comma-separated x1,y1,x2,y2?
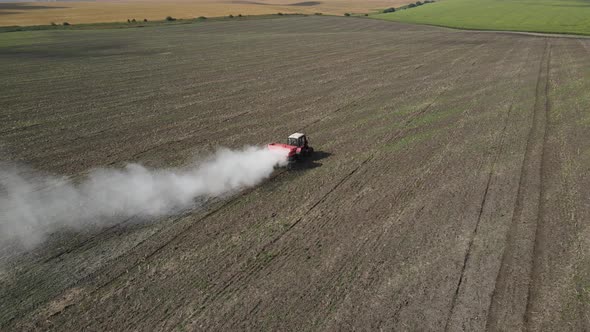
1,16,589,331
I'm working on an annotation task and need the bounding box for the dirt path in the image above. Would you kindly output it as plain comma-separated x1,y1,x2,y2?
1,16,589,331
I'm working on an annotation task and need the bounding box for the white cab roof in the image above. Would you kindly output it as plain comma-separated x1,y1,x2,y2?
288,133,305,139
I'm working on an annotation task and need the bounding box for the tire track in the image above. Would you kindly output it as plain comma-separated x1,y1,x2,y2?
293,41,496,331
443,41,531,330
443,104,512,332
314,38,528,326
572,38,590,332
485,40,550,331
523,43,552,329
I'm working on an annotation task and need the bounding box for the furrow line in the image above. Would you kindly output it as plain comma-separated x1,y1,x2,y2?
523,43,552,329
485,40,550,331
443,104,510,331
445,41,529,330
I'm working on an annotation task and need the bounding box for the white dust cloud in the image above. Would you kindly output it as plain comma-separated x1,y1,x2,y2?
0,146,287,248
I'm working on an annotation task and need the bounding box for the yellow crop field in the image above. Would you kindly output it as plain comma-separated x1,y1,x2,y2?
0,0,409,26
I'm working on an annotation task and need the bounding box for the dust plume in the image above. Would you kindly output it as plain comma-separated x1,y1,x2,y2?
0,146,288,249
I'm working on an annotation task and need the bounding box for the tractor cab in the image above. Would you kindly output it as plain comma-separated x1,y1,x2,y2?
287,133,309,148
267,132,314,167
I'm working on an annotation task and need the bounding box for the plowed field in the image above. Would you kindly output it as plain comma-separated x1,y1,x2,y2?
1,16,590,330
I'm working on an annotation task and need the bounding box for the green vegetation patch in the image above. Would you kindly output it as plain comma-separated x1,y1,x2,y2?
372,0,590,36
384,130,437,152
409,107,463,128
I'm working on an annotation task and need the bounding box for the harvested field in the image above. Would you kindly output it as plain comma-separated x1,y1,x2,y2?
1,15,590,330
0,0,408,26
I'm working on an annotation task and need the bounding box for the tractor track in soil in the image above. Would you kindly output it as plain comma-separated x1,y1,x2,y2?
572,40,590,332
443,102,512,331
327,50,516,328
443,41,532,330
485,40,551,331
523,43,553,330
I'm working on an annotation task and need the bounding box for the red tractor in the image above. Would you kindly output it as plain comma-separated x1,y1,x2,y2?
268,133,314,166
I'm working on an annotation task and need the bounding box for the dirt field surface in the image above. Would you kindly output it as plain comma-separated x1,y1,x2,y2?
1,15,590,331
0,0,407,26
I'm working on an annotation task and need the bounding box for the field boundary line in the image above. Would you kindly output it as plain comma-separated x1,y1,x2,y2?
368,17,590,39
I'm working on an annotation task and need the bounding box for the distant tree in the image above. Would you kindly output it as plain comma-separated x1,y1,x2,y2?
198,16,207,19
277,12,283,15
132,18,137,23
344,12,351,16
229,14,234,18
408,3,416,8
364,13,368,16
166,16,176,21
63,22,70,26
416,1,423,5
127,19,131,23
144,18,148,22
314,12,323,15
383,7,396,13
50,22,57,26
238,14,243,17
